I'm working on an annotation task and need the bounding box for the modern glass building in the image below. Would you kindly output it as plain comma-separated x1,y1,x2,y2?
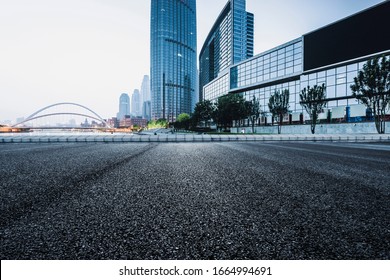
117,93,130,121
140,75,151,120
150,0,197,121
203,1,390,123
199,0,254,101
131,89,141,117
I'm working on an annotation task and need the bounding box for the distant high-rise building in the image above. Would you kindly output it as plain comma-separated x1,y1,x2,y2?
141,75,150,103
131,89,141,117
199,0,254,100
142,101,152,121
117,93,130,121
150,0,197,121
140,75,151,119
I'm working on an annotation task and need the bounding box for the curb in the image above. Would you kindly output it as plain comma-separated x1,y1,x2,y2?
1,134,389,144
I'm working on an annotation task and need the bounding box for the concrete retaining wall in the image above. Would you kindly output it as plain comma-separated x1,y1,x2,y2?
232,122,390,134
1,133,390,143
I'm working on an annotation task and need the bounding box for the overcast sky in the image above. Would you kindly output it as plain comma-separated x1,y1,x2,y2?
0,0,385,123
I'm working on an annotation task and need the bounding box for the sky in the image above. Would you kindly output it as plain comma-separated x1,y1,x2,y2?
0,0,385,123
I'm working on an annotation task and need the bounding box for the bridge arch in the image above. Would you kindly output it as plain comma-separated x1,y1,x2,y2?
13,102,111,128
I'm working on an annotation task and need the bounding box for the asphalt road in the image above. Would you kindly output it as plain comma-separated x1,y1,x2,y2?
0,141,389,260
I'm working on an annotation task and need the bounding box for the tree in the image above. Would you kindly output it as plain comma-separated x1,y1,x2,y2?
214,95,232,130
214,93,248,131
248,95,261,133
175,113,190,130
192,100,215,128
239,100,253,128
350,56,390,134
177,113,190,123
268,89,289,134
148,119,168,129
300,84,327,134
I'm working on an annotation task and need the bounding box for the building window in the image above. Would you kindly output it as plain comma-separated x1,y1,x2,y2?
231,66,238,89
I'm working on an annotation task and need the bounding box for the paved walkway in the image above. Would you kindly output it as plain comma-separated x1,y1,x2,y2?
1,133,390,143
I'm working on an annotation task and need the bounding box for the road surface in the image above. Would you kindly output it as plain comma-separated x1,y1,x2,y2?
0,141,389,259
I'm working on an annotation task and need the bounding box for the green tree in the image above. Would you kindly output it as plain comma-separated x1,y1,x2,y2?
213,95,230,130
300,84,327,134
248,95,261,133
192,100,215,128
239,100,253,128
177,113,190,123
148,118,168,129
214,93,247,130
268,89,290,134
175,113,190,130
350,56,390,134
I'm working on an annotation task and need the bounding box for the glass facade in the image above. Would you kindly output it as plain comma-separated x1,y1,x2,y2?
232,0,252,64
227,41,303,115
199,0,253,101
204,34,389,120
204,73,229,102
150,0,197,121
237,80,300,114
300,58,388,109
230,39,302,89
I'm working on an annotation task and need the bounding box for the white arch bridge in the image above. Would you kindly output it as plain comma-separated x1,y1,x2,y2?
12,102,111,129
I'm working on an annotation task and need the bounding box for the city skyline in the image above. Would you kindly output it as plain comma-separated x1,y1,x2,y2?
0,0,385,123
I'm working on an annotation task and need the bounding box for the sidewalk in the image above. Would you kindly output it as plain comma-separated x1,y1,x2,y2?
1,133,389,143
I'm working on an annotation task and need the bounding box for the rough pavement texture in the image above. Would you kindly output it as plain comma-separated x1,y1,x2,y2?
0,142,389,260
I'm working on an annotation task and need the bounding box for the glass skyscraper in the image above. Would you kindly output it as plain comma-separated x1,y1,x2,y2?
140,75,151,120
131,89,141,117
150,0,197,121
117,93,130,121
199,0,253,101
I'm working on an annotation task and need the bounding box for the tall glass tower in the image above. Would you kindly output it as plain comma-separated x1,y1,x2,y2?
199,0,253,101
150,0,197,121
